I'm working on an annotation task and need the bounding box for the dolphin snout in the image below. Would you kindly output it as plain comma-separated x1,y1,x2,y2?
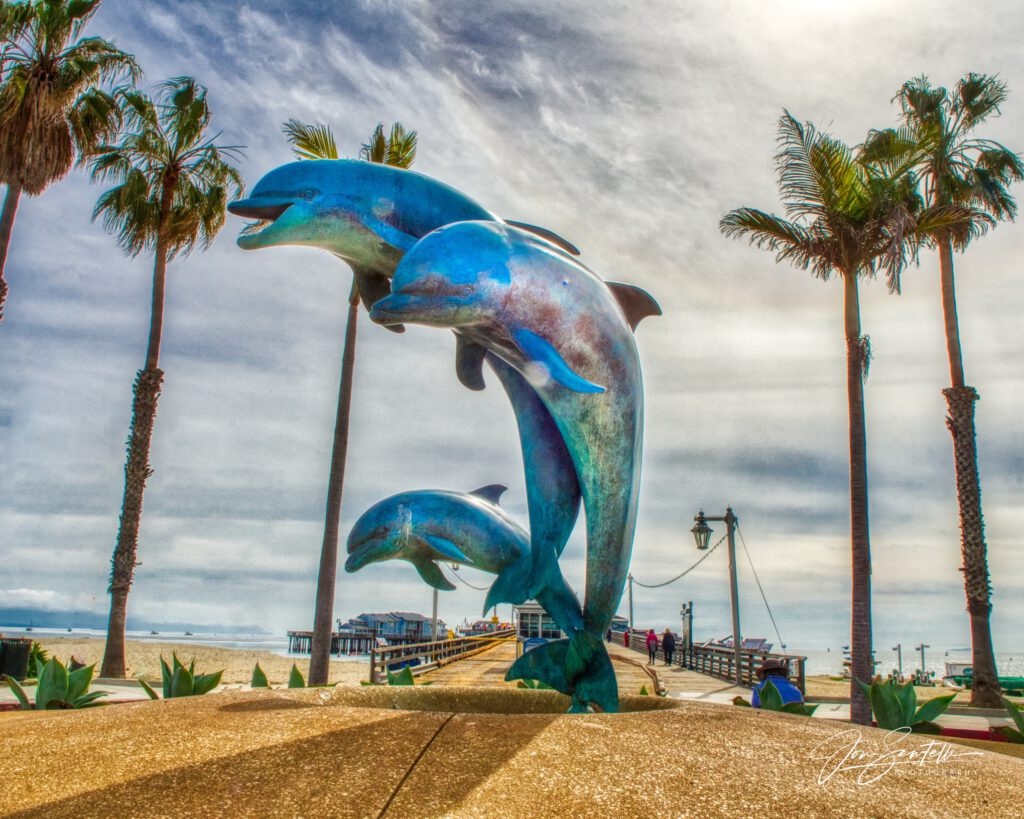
227,198,293,220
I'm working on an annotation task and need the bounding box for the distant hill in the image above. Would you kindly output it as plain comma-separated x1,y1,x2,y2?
0,607,269,635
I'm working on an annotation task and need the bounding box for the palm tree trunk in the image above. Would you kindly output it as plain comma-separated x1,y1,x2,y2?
308,281,360,686
101,197,171,678
938,238,1000,707
844,273,873,725
0,182,23,323
943,386,1000,706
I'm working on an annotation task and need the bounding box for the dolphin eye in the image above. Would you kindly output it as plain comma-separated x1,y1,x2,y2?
302,189,316,201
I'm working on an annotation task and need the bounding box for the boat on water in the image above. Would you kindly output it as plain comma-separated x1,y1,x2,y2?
942,662,1024,695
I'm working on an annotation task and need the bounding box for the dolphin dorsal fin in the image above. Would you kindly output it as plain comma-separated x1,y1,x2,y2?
469,484,508,505
455,334,488,391
513,327,605,394
505,220,580,256
606,282,662,331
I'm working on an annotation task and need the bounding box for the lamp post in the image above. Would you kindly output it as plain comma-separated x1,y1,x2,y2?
915,643,930,680
691,508,742,684
627,573,635,648
892,643,903,680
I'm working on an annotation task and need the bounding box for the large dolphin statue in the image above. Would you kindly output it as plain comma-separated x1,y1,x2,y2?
228,159,587,642
369,221,659,709
344,485,616,711
227,159,579,312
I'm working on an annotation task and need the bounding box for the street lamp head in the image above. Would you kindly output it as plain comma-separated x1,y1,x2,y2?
691,510,712,550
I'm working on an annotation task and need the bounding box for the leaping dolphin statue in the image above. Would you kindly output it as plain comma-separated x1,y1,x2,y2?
369,221,659,710
344,485,616,711
227,159,579,312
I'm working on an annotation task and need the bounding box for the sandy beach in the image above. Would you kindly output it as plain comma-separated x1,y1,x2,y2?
36,638,372,686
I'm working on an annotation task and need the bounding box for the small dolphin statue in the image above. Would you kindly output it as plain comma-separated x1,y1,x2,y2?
345,485,616,711
370,221,659,711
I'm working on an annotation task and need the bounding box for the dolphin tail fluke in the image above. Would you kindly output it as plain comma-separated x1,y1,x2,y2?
483,552,533,612
482,543,561,614
505,639,570,694
565,631,619,714
505,633,619,713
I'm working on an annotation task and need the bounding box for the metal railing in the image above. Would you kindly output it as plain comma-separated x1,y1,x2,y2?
623,633,806,693
369,628,517,684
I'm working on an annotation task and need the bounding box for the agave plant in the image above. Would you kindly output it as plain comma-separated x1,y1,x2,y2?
995,697,1024,744
139,654,223,700
856,678,955,733
288,663,306,689
733,681,818,716
5,656,107,710
251,662,269,688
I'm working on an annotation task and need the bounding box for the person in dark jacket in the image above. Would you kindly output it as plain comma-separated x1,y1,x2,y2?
661,629,676,666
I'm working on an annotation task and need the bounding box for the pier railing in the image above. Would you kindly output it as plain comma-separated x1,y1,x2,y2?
369,629,517,684
623,633,806,693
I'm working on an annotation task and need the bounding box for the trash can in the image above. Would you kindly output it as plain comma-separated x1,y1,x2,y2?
522,637,548,654
0,637,32,681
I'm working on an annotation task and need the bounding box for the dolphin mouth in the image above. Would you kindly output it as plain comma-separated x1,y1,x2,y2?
228,198,295,247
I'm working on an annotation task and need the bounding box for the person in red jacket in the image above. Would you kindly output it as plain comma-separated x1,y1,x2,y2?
645,629,658,665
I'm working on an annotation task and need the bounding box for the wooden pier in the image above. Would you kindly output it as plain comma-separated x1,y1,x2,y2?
286,630,376,655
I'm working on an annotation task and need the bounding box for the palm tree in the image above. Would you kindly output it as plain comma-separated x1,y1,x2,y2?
0,0,138,322
863,75,1024,708
282,119,416,686
720,112,975,724
91,78,243,677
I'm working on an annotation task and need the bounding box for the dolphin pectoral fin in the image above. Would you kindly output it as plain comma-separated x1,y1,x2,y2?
455,334,488,391
422,534,470,565
351,266,404,333
468,484,508,505
565,632,619,713
606,282,662,331
483,553,533,612
364,216,419,253
512,328,605,394
505,639,571,694
411,558,456,591
504,220,581,256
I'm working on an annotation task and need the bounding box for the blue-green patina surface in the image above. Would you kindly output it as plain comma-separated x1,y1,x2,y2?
230,164,657,712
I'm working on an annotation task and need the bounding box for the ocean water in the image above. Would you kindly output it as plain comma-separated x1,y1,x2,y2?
790,646,1024,678
0,626,368,663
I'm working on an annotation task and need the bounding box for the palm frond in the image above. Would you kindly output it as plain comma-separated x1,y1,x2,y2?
282,118,338,160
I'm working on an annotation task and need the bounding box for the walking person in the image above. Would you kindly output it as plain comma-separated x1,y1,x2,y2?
662,628,676,666
645,628,658,665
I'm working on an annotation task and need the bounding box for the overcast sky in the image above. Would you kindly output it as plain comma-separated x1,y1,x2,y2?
1,0,1022,653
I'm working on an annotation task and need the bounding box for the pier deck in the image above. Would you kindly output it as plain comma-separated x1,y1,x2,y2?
415,639,748,701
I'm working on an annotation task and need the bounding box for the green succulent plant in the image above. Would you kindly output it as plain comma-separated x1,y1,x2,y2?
856,678,954,733
733,681,818,716
4,657,107,710
995,697,1024,744
139,654,223,700
251,663,269,688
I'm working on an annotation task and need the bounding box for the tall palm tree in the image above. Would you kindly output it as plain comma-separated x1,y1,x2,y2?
0,0,138,322
282,119,416,686
91,78,243,677
863,75,1023,708
721,112,973,724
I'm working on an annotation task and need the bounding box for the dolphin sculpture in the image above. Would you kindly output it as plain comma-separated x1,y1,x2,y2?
344,485,616,711
369,221,659,710
227,159,579,311
228,158,587,628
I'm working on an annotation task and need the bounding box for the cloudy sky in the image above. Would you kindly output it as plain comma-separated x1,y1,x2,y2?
1,0,1022,653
